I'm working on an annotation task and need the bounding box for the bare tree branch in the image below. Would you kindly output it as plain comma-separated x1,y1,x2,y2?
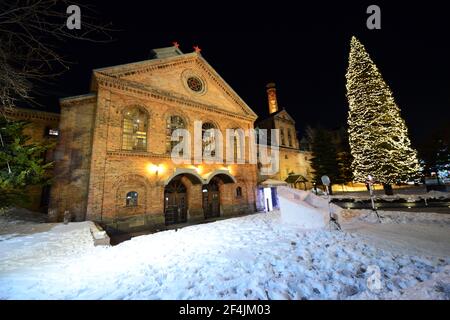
0,0,114,115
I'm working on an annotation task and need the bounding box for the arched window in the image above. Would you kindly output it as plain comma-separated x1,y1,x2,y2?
287,129,292,147
122,108,148,151
280,128,285,146
202,122,216,157
234,131,238,160
236,186,242,198
231,128,244,162
126,191,138,207
166,115,186,154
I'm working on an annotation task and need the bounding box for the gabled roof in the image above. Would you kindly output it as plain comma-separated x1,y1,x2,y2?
259,179,288,187
91,48,196,75
256,108,297,127
271,108,296,123
285,174,308,184
90,47,258,119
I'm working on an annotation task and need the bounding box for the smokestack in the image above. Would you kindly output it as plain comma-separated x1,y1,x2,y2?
266,83,278,114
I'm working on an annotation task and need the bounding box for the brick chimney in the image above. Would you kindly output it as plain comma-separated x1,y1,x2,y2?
266,83,278,114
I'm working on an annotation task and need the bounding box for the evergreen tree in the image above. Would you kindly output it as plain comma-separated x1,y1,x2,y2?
0,117,53,210
418,124,450,178
345,37,419,195
307,126,340,195
335,127,354,185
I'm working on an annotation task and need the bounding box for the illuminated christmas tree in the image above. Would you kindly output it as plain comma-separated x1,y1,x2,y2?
345,36,419,195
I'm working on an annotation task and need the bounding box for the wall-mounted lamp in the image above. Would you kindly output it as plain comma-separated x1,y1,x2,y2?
147,163,164,177
195,165,203,175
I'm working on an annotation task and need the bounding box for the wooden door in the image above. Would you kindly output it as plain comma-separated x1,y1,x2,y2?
203,179,220,219
164,179,187,225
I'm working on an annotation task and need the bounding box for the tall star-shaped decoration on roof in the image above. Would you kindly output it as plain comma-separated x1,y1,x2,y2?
193,45,202,53
172,41,180,48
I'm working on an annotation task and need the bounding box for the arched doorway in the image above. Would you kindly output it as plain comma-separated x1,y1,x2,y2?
203,177,221,219
164,177,188,225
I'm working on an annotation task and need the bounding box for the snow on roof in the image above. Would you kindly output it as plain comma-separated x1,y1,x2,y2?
285,174,308,184
259,179,288,187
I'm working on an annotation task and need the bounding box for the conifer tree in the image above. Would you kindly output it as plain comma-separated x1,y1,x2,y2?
307,126,340,195
335,127,354,185
346,37,419,195
0,118,53,209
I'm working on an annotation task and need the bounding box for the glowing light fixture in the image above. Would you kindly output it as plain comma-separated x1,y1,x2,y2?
195,165,203,175
147,163,165,176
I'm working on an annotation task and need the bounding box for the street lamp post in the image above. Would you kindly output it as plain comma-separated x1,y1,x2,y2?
367,175,381,222
321,175,341,231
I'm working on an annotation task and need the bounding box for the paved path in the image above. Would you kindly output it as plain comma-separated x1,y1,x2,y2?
343,221,450,258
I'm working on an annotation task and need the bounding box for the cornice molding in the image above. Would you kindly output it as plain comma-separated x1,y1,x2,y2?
95,73,256,122
106,55,198,78
60,94,97,107
106,150,252,164
107,150,171,159
4,107,60,122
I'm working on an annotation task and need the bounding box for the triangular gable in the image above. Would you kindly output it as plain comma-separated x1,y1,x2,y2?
92,51,257,119
274,109,296,124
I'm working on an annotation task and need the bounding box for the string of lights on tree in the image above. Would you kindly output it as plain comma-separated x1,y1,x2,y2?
345,36,420,186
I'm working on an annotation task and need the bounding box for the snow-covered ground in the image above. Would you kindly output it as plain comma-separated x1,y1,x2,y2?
1,207,449,300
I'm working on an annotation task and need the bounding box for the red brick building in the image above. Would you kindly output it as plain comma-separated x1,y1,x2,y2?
48,46,260,231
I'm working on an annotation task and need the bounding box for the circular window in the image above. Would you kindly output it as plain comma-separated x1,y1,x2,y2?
187,77,203,92
181,70,207,95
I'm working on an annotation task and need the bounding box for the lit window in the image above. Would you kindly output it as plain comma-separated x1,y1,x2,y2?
280,128,285,146
48,129,59,136
45,127,59,137
166,115,186,154
122,108,148,151
231,128,244,161
126,191,138,207
287,129,292,147
202,122,216,157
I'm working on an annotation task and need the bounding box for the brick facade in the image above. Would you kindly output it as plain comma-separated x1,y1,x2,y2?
7,48,314,230
48,47,259,231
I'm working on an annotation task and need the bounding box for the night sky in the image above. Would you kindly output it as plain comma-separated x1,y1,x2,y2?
32,1,450,146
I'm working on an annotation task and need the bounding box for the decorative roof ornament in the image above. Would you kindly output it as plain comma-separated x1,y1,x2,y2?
193,45,202,53
172,41,180,48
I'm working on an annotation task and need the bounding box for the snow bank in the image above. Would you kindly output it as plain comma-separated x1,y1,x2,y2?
0,221,95,275
277,187,343,229
0,208,47,234
383,265,450,300
351,265,450,300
